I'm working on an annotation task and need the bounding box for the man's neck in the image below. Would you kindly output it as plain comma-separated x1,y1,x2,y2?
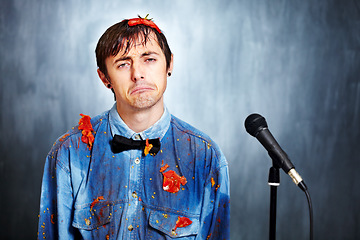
116,101,164,133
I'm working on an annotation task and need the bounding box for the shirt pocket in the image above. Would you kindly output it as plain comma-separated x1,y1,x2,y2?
72,202,113,230
148,210,199,239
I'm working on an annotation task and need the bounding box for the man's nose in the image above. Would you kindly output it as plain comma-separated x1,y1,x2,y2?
131,62,144,82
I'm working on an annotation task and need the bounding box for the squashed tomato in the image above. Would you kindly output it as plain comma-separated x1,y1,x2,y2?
174,216,192,231
78,114,94,150
161,169,187,193
160,164,169,173
127,14,161,33
144,138,153,156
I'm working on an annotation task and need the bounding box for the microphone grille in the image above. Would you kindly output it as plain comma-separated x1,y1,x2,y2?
244,113,268,137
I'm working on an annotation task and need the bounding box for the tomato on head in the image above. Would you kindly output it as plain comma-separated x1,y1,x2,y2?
127,14,162,33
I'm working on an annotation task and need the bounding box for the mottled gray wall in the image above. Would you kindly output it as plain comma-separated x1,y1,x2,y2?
1,0,359,239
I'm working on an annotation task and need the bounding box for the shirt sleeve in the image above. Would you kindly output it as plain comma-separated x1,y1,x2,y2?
197,153,231,240
38,146,77,240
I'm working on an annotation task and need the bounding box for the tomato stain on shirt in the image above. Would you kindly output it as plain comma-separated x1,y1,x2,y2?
78,114,95,150
144,138,153,156
160,167,187,193
59,134,70,142
160,164,169,173
174,216,192,231
90,196,104,211
211,177,215,187
50,214,55,224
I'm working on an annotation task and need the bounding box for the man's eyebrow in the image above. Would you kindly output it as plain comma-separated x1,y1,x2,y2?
113,51,159,64
141,51,160,57
113,56,131,65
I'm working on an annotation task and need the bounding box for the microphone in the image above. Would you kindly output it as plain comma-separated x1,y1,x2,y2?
245,113,307,191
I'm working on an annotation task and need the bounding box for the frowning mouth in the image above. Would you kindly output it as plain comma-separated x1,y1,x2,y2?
129,85,155,95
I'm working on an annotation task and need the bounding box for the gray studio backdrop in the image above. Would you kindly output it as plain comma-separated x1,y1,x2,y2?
1,0,359,239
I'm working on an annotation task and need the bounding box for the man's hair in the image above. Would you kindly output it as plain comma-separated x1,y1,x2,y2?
95,20,172,77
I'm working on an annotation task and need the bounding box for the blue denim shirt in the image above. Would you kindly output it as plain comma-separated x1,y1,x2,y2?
38,104,230,239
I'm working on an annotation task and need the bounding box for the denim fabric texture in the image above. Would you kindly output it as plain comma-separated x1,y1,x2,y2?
38,104,230,239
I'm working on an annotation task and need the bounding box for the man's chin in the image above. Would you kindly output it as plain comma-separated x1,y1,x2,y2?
129,95,161,110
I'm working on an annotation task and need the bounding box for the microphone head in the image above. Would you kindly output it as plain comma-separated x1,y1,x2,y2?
244,113,268,137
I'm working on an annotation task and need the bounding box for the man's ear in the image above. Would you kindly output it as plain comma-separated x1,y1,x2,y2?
168,54,174,75
97,69,111,87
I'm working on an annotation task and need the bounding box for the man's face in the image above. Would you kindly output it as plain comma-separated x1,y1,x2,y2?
100,32,173,113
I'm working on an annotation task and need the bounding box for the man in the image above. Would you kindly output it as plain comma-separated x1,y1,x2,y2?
38,15,230,239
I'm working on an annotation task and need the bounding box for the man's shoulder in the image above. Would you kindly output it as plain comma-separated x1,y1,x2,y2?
169,115,228,168
170,115,222,150
170,115,207,138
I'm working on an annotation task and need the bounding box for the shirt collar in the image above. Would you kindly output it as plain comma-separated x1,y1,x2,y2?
108,103,171,141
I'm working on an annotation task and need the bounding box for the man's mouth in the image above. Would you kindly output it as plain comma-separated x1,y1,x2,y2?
129,85,155,95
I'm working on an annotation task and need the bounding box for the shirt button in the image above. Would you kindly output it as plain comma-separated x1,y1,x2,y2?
135,158,140,164
132,191,138,198
128,225,133,231
134,134,141,140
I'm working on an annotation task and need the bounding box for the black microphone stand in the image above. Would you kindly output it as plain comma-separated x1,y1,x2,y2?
268,161,280,240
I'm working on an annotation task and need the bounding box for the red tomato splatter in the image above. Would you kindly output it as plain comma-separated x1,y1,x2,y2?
90,196,104,210
161,170,187,193
211,177,215,187
144,138,153,156
78,114,94,150
174,216,192,231
160,164,169,173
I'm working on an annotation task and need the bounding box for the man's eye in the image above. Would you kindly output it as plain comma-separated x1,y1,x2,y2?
146,58,156,62
118,63,128,68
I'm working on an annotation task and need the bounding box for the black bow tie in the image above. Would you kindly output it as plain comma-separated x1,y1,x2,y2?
111,134,161,155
